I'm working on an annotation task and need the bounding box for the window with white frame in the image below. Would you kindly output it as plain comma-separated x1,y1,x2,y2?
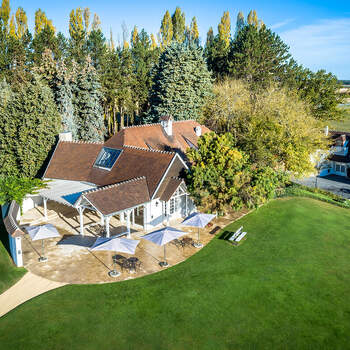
341,165,345,173
336,164,340,172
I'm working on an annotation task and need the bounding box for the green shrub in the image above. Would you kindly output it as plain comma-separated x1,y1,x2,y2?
277,184,350,209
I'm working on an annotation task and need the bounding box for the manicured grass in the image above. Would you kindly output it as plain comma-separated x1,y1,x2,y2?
0,220,26,294
329,105,350,131
1,198,350,349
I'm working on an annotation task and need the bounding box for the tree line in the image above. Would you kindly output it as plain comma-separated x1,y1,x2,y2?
0,1,345,212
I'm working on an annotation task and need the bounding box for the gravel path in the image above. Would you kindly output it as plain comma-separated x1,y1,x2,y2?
0,272,66,318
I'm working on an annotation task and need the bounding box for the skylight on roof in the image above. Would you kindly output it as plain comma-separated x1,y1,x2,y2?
94,147,122,170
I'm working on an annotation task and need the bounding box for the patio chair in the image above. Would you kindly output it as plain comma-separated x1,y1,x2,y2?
126,257,141,272
171,239,185,249
182,237,194,247
228,226,243,242
235,231,247,242
113,254,128,270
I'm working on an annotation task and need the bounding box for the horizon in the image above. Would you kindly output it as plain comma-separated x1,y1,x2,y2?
8,0,350,79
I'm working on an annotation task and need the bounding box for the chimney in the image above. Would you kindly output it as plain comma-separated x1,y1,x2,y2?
324,125,329,136
59,131,73,142
195,126,202,137
160,115,173,136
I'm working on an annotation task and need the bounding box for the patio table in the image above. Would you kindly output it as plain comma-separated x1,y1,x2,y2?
181,237,194,247
171,239,185,249
123,257,141,273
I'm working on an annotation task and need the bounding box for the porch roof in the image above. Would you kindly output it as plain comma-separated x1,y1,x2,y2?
39,179,96,207
159,177,184,202
82,177,150,216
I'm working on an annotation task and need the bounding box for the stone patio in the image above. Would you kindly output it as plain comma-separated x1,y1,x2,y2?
19,202,250,284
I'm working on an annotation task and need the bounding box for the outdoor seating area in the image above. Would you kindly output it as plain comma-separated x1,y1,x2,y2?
17,201,247,284
229,226,248,244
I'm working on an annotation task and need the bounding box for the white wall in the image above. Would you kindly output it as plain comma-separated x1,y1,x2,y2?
22,195,43,214
144,199,165,231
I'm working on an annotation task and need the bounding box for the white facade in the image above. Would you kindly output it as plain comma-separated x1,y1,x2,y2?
143,191,195,231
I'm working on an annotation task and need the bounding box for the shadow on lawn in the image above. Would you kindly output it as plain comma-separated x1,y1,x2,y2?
218,230,233,240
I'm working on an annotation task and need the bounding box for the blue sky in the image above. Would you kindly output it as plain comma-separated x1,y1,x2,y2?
10,0,350,78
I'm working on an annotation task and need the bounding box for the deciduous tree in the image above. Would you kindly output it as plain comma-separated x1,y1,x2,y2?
160,10,173,49
172,7,185,43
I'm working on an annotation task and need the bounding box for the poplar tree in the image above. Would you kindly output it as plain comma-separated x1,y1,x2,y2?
91,13,101,32
150,33,157,50
218,11,231,49
8,13,15,36
148,42,212,122
247,10,258,27
69,7,86,63
205,27,214,48
15,7,27,39
83,8,90,34
204,12,231,78
235,11,245,38
131,29,159,121
34,9,55,36
131,25,138,47
101,47,121,135
190,17,199,45
0,0,10,29
118,47,136,127
160,10,173,49
172,7,185,43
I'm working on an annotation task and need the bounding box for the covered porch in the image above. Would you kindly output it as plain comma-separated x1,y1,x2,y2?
18,200,243,284
38,179,149,239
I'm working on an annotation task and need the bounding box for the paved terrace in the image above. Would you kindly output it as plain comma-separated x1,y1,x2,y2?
19,202,250,284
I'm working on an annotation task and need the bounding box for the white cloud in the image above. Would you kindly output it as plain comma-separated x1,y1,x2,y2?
279,18,350,78
270,18,295,30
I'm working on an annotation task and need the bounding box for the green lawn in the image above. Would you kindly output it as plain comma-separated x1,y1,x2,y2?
329,105,350,131
0,220,26,294
1,198,350,349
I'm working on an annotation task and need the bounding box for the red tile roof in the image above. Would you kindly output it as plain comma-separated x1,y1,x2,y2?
105,120,210,154
44,142,180,197
83,177,150,215
159,177,183,202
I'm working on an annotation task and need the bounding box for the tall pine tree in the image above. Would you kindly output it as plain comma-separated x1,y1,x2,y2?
72,58,105,141
148,42,212,122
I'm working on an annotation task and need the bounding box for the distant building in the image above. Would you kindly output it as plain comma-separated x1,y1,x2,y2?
319,130,350,177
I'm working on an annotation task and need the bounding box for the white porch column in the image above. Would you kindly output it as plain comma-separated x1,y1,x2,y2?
185,194,188,216
100,212,104,226
43,197,48,219
105,216,111,238
143,205,147,231
120,212,125,223
78,207,85,236
166,201,170,225
132,208,135,226
126,210,131,238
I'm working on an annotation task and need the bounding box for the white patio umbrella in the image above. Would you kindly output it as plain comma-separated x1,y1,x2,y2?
90,236,140,277
181,212,216,248
26,224,61,262
141,226,186,267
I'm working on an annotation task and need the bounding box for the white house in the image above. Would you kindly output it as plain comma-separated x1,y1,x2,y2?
30,118,210,236
319,131,350,178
